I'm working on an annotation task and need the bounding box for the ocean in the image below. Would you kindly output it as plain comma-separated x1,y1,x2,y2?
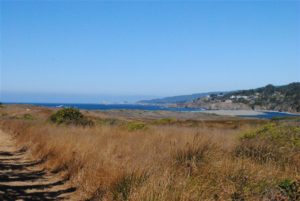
9,103,203,112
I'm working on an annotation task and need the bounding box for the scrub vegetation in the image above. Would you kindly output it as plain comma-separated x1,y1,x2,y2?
0,105,299,200
50,108,94,126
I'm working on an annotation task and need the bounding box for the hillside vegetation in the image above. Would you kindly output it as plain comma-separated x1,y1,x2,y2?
138,92,221,104
0,105,299,200
183,82,300,113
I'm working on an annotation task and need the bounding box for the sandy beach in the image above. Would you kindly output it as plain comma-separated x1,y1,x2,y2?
200,110,265,116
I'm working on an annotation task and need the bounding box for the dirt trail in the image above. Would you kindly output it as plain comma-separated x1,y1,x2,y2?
0,129,76,200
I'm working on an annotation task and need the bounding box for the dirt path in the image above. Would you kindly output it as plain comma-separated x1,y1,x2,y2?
0,130,76,200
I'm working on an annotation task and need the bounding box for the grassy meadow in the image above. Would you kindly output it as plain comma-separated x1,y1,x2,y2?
0,104,299,201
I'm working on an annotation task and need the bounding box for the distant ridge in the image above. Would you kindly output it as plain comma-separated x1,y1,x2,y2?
138,82,300,113
138,92,223,105
182,82,300,113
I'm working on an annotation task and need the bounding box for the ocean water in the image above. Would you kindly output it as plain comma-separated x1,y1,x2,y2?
5,103,300,119
17,103,203,112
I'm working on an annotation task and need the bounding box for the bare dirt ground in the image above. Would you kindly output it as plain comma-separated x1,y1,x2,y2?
0,129,76,201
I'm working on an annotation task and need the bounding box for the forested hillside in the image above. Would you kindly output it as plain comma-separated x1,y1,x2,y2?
183,83,300,113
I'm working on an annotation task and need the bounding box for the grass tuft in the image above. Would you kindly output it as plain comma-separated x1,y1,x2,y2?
111,172,148,201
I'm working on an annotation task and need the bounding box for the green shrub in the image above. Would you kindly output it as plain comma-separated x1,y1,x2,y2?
0,113,8,117
126,121,147,131
278,179,300,200
153,118,177,125
23,113,35,120
239,123,300,147
235,123,300,167
50,108,94,126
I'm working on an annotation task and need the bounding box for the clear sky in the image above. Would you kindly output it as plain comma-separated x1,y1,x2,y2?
1,0,299,103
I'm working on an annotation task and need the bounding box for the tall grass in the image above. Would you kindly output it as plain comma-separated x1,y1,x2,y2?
0,116,299,200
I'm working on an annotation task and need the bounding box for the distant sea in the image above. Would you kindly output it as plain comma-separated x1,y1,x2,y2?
4,103,300,119
7,103,203,112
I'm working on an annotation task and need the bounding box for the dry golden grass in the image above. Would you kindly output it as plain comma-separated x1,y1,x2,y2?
0,106,299,201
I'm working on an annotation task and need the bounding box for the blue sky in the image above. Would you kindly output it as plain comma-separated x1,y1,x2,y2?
1,1,299,103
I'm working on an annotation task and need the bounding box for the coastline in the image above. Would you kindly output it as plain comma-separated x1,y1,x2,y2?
199,109,265,116
2,103,300,119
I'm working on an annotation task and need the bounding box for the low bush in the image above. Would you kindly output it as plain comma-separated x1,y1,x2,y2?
50,108,94,126
153,118,177,125
23,113,35,120
235,123,300,168
278,179,300,200
0,113,8,117
126,121,147,131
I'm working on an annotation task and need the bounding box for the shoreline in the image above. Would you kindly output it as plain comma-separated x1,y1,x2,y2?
198,110,265,116
2,103,300,118
198,109,300,116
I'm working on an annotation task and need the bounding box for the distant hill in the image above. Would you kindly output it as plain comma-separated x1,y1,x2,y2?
138,92,223,105
182,82,300,113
